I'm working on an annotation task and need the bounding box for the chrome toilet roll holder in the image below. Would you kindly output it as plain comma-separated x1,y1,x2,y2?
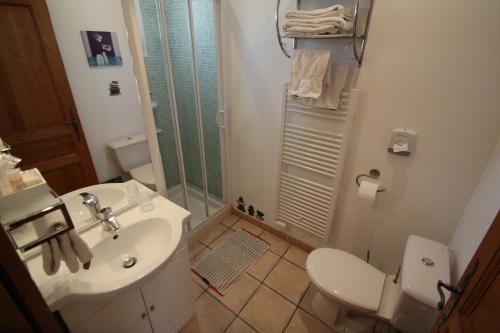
355,169,386,193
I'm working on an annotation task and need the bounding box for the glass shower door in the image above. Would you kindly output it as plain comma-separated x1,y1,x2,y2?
191,0,224,215
135,0,225,230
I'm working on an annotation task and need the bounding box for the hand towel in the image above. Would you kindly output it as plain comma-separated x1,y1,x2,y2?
41,238,60,275
285,4,353,21
304,63,349,109
58,230,80,273
68,229,93,270
289,50,331,99
34,212,93,275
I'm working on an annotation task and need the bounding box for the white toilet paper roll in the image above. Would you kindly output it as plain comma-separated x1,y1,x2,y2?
357,180,379,204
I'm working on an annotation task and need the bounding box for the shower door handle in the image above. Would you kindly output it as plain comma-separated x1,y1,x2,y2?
217,109,226,129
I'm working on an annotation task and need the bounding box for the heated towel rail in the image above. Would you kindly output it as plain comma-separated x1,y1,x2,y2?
274,86,359,240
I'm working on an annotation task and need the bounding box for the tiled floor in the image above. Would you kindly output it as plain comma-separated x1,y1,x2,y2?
181,215,335,333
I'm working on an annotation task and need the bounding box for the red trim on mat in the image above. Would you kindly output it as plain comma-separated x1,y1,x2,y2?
191,268,224,297
241,228,270,246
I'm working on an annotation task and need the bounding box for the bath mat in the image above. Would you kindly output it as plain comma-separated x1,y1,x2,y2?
192,229,269,295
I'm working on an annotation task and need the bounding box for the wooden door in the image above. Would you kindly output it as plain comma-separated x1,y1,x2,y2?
0,0,97,195
431,211,500,332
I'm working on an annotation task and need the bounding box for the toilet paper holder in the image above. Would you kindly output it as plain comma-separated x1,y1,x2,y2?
355,169,386,192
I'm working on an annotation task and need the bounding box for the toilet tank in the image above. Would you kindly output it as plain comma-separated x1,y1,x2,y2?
107,134,151,172
391,235,450,333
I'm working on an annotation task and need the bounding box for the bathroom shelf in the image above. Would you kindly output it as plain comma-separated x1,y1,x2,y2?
276,0,374,65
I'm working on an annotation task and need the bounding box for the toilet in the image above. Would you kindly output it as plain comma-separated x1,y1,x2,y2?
306,235,450,333
107,133,156,189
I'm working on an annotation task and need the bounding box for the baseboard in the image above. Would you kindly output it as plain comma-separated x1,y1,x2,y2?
231,207,315,253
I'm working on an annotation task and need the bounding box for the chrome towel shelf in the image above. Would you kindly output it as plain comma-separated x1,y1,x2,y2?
275,0,374,65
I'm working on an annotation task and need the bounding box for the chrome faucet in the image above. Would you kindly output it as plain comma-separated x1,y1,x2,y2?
99,207,120,232
80,192,101,221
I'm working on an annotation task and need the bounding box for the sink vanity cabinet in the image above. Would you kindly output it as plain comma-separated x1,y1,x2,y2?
60,244,194,333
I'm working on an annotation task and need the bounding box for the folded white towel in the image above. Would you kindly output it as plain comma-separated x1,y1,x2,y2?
304,63,349,109
286,4,353,21
34,213,93,275
289,50,331,99
284,17,353,35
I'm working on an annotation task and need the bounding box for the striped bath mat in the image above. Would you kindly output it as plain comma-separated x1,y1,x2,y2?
192,229,269,295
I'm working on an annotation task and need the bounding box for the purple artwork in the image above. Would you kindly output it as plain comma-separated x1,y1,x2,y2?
81,31,123,67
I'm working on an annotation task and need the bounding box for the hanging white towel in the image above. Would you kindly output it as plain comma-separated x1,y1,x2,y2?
34,212,93,275
41,238,60,276
285,4,353,21
304,63,349,109
289,50,331,99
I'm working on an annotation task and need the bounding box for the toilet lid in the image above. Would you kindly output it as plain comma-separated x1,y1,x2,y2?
130,163,155,185
306,248,386,312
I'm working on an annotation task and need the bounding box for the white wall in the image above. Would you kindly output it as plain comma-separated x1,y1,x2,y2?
448,139,500,283
221,0,500,273
46,0,146,182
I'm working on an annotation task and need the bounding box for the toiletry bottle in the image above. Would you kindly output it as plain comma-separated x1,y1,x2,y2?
7,168,25,191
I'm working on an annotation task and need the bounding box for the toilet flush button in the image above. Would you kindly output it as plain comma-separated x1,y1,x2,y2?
421,257,434,267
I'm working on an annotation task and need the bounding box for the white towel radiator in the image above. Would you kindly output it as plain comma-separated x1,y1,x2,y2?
274,86,359,240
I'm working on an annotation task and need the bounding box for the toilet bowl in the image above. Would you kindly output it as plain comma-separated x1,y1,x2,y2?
107,134,156,189
306,235,450,333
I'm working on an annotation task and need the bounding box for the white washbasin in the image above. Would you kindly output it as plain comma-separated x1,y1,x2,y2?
76,218,171,285
25,182,190,310
61,183,128,229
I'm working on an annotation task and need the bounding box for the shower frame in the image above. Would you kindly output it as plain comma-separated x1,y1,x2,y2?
123,0,229,228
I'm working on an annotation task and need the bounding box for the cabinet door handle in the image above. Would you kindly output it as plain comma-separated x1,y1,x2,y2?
141,313,147,319
150,305,156,312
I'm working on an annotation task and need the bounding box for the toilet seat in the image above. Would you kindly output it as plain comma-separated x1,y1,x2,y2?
130,163,155,186
306,248,386,312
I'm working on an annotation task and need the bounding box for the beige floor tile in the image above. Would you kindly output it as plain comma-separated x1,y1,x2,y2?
283,245,309,269
221,215,239,228
298,284,317,316
240,284,296,333
225,318,257,333
259,231,290,256
231,219,263,236
180,293,235,333
191,247,211,288
198,223,228,246
208,273,260,314
264,259,310,304
284,309,333,333
247,250,280,281
208,228,235,249
192,281,204,299
188,241,206,259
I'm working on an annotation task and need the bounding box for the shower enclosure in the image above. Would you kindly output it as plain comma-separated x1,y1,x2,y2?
132,0,225,230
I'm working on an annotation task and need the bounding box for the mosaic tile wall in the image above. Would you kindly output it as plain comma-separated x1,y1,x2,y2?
140,0,223,200
138,0,182,189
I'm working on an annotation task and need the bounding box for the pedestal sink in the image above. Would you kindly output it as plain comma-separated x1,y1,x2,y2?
25,183,190,311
